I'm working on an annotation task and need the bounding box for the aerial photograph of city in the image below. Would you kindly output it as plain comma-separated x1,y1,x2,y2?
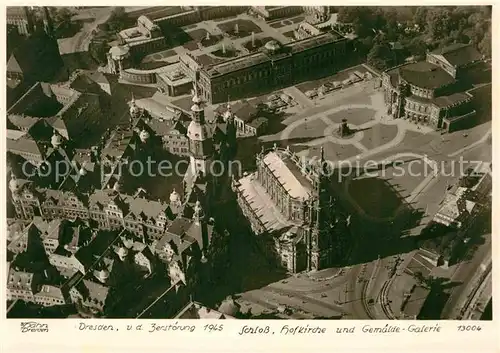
5,5,492,320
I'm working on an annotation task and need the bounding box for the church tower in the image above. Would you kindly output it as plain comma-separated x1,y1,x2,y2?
187,80,213,178
224,103,237,160
42,7,54,37
308,147,335,271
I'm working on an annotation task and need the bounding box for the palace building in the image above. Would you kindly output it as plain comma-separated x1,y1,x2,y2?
382,43,482,132
232,146,349,273
197,30,350,104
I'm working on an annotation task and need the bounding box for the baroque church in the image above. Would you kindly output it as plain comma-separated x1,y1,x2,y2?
232,145,351,273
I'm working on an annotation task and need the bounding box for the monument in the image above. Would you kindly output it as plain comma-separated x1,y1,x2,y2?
337,118,353,138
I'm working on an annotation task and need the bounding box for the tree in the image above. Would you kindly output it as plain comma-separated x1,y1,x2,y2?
55,8,73,25
426,8,453,39
413,7,428,28
477,24,491,57
107,7,128,33
407,38,427,57
367,42,394,71
89,40,110,65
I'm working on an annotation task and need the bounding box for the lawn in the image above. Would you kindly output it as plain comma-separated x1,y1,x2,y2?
200,33,223,47
291,15,305,24
282,30,295,40
182,41,199,51
187,28,209,41
348,177,404,220
196,54,224,66
242,36,279,52
379,164,427,200
182,29,224,50
270,22,285,28
217,19,262,38
211,47,240,58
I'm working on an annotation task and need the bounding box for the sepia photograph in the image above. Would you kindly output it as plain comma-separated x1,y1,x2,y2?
5,5,492,321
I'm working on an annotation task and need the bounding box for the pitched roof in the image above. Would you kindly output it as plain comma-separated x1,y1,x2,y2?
432,92,471,108
124,194,169,221
7,54,23,73
263,151,313,200
35,285,66,300
7,268,35,292
7,135,44,157
431,43,482,67
81,279,110,304
232,101,258,122
8,114,40,130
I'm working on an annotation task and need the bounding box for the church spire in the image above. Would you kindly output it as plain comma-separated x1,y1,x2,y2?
42,6,54,37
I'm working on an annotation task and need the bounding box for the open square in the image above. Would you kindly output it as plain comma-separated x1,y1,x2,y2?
325,107,376,126
359,123,399,150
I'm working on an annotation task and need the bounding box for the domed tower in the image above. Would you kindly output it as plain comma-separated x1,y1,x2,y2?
224,103,237,159
96,266,110,284
187,80,213,177
129,93,141,119
42,6,54,37
308,146,335,271
113,179,122,193
78,163,88,177
192,199,209,263
117,246,128,261
9,173,20,200
170,189,181,208
223,103,233,122
193,200,205,225
218,296,241,317
51,131,63,148
139,129,150,144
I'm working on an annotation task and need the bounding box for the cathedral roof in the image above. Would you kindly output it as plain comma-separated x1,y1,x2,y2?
262,151,313,200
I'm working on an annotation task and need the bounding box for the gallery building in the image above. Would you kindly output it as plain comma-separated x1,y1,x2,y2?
382,43,482,132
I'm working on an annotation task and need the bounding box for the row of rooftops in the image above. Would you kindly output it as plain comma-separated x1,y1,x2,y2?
430,42,484,68
433,163,491,228
7,224,159,308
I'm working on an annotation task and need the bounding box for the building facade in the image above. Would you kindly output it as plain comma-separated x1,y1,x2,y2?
382,43,481,132
251,6,303,21
198,31,350,104
232,146,349,273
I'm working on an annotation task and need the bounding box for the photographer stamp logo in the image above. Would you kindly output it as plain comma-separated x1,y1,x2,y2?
20,322,49,333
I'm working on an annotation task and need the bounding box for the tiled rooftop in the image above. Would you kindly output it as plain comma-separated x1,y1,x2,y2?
431,43,483,67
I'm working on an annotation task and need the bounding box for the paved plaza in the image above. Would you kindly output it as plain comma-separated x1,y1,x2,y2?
235,66,491,319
